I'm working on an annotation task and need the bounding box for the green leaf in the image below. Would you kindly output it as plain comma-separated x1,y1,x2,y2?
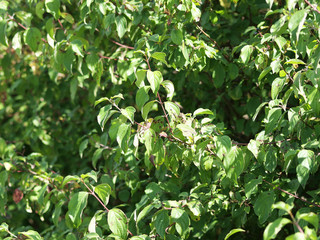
297,212,318,231
79,139,88,158
171,29,183,45
92,148,103,169
20,230,43,240
0,171,8,196
24,28,42,52
117,123,131,152
61,175,80,187
254,191,274,224
97,105,113,131
45,0,60,19
52,200,64,226
193,108,213,117
288,9,307,32
135,70,147,88
296,150,313,188
212,62,225,88
171,208,189,236
224,228,245,240
263,218,291,240
264,147,277,173
265,108,282,135
121,106,136,124
151,52,167,65
142,100,157,120
272,201,293,213
67,192,89,228
71,40,84,57
61,12,74,24
245,176,262,199
258,66,272,83
143,128,156,156
136,86,150,110
94,97,110,107
86,53,100,75
0,20,8,47
271,78,285,100
285,59,306,65
108,208,128,239
164,101,180,120
215,135,232,159
161,80,175,101
224,147,244,183
285,232,306,240
154,209,169,238
247,139,261,159
176,124,196,137
94,183,111,205
308,88,320,115
147,70,163,94
240,45,253,64
115,15,127,39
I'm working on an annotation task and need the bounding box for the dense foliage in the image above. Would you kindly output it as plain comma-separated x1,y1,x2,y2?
1,0,320,239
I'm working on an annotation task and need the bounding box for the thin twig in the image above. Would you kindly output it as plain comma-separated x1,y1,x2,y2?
81,179,110,212
288,211,305,234
110,39,134,49
8,14,27,30
263,179,320,208
304,0,320,14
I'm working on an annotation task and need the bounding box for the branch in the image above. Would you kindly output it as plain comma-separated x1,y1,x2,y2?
110,39,134,49
304,0,320,14
263,179,320,208
81,179,110,212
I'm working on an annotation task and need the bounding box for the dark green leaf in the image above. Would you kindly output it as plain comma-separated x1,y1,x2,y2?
171,29,183,45
254,191,274,224
24,28,42,51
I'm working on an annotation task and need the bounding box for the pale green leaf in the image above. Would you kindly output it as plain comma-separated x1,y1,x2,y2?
121,106,136,124
142,100,157,120
171,208,189,236
224,228,245,240
164,101,180,120
67,192,89,228
151,52,167,65
263,218,291,240
108,208,128,239
136,86,150,110
147,70,163,94
94,184,111,205
20,230,43,240
161,80,175,100
193,108,213,117
240,45,253,64
115,15,127,39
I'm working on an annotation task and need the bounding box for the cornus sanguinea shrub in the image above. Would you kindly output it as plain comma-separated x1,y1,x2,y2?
0,0,320,239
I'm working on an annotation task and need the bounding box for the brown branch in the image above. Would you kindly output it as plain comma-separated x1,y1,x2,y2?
81,179,110,212
263,179,320,208
110,39,134,49
304,0,320,14
288,211,305,234
8,14,27,30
